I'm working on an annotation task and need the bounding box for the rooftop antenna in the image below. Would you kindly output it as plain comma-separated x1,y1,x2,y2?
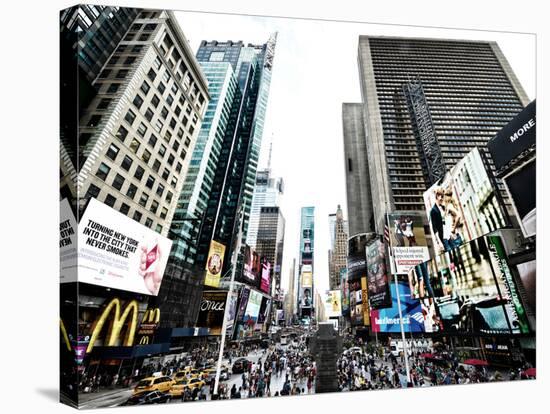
267,136,273,171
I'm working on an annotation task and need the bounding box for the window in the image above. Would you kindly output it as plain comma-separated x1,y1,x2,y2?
137,122,147,137
139,33,150,41
152,159,161,172
139,193,149,207
160,107,169,119
155,119,164,133
120,203,130,215
116,69,128,79
144,23,157,31
160,207,168,219
134,165,145,181
151,94,160,108
112,173,125,191
106,143,119,161
125,109,136,126
175,162,182,173
146,175,155,189
132,45,143,53
107,83,119,93
171,83,179,95
109,55,119,65
162,168,169,180
150,200,159,214
170,177,177,188
166,94,174,106
175,105,181,116
96,163,110,181
133,210,142,222
86,183,100,199
121,155,133,171
104,194,116,207
155,224,163,233
116,125,128,141
167,154,175,166
156,183,165,197
126,184,137,199
87,115,102,127
166,191,173,203
180,149,187,160
153,57,162,70
169,118,177,129
162,71,171,83
147,69,156,81
177,128,184,138
164,130,172,142
97,98,111,110
148,134,158,147
98,69,111,79
133,94,144,109
141,81,150,95
159,145,167,157
129,138,140,154
142,149,151,163
184,137,191,147
124,56,136,65
144,108,154,122
158,82,166,94
145,217,153,228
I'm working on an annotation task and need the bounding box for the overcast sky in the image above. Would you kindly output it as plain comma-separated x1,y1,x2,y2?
174,11,535,300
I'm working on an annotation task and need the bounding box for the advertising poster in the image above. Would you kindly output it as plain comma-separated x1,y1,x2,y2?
360,277,370,325
260,257,271,293
301,270,313,287
325,290,342,318
243,246,260,282
347,234,369,281
370,280,424,333
349,279,363,326
243,289,263,324
300,286,313,308
204,240,226,287
196,290,228,335
366,238,391,309
423,147,508,254
504,159,536,238
225,290,239,337
387,213,430,275
340,268,350,315
77,198,172,296
60,198,78,283
236,287,250,322
257,296,271,325
411,234,528,335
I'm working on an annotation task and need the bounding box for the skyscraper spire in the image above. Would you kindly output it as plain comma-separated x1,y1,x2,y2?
267,137,273,171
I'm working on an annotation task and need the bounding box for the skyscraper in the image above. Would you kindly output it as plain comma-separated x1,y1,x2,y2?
328,205,348,290
61,9,209,238
193,36,277,274
246,166,284,249
346,36,530,233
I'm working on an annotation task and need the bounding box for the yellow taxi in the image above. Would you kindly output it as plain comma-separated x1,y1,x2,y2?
133,376,175,395
168,377,205,397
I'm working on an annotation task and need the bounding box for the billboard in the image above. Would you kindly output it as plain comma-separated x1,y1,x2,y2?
77,198,172,296
411,233,529,335
243,289,263,324
225,290,239,337
243,246,260,283
236,287,250,321
366,238,391,309
503,159,536,238
423,147,507,255
340,268,350,316
349,279,364,326
260,257,271,293
204,240,226,287
60,198,78,283
370,280,425,333
387,213,430,275
325,290,342,318
196,290,228,335
360,277,370,325
347,234,369,281
301,271,313,288
300,287,313,308
487,100,536,171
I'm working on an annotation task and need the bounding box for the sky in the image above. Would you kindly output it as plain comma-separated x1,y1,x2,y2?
174,11,536,301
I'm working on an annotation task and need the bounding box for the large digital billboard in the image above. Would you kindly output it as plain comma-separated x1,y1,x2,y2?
243,289,263,324
423,147,508,254
204,240,226,287
340,268,350,316
370,280,425,333
77,198,172,296
411,233,529,335
243,246,260,283
324,290,342,318
260,257,271,293
503,159,536,238
196,290,228,335
366,238,391,309
60,198,78,283
387,213,430,275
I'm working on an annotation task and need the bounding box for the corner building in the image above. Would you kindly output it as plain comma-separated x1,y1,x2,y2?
355,36,530,232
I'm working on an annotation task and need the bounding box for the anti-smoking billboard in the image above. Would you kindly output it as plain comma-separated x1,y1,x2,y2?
77,198,172,296
387,213,430,275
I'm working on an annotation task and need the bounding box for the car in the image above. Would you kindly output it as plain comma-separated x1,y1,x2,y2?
133,376,175,395
200,366,217,380
344,346,363,356
122,390,171,405
232,358,251,374
168,377,205,397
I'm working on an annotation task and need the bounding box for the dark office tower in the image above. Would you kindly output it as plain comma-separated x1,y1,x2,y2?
60,5,140,201
193,35,277,273
353,36,530,232
256,206,286,300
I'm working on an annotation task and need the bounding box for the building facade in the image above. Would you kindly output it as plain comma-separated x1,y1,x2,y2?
350,36,530,233
246,168,284,249
328,205,348,290
298,206,315,319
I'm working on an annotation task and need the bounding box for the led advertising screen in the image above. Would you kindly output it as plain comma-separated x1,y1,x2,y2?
366,238,392,309
387,213,430,275
204,240,226,287
300,286,313,308
423,147,508,255
411,233,529,335
243,246,260,283
196,290,228,335
370,280,425,333
260,257,271,293
243,289,263,324
340,268,350,316
60,198,78,283
504,159,536,238
77,198,172,296
325,290,342,318
349,279,364,326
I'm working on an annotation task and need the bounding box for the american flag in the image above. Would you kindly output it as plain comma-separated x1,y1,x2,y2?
384,224,390,244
